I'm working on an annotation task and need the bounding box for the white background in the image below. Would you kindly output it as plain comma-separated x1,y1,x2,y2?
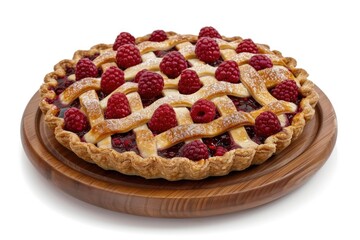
1,0,358,239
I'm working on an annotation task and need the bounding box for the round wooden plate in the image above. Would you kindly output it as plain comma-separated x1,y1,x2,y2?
21,86,337,218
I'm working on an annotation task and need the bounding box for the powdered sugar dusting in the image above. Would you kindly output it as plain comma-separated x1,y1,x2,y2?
155,111,254,150
60,78,100,105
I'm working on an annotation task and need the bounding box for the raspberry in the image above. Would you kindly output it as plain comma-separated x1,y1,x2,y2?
100,66,125,95
116,44,142,69
271,80,299,103
254,111,282,138
104,93,131,119
138,71,164,99
149,30,168,42
113,32,135,50
190,99,216,123
214,146,227,156
249,55,273,71
75,58,98,81
180,140,209,161
64,108,89,133
159,51,187,78
215,60,240,83
178,69,202,94
236,39,258,54
133,69,148,83
195,37,220,64
198,26,222,39
148,104,177,134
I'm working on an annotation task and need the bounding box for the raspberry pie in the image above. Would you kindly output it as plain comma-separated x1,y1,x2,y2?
39,27,319,180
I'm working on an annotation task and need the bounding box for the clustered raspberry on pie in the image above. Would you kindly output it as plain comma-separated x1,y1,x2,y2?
39,26,319,180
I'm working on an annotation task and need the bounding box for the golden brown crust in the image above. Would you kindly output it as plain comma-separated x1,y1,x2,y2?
39,32,319,180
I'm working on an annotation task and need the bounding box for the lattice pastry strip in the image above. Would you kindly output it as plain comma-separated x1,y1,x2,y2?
127,92,157,158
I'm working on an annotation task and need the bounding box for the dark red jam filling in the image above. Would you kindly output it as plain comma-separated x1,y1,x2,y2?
96,90,106,101
279,96,303,125
65,66,75,76
245,126,265,144
46,77,82,117
154,47,177,57
229,96,262,112
203,132,239,156
158,133,239,159
141,94,163,108
208,57,224,67
186,60,192,68
49,76,74,96
56,98,81,117
76,129,90,139
83,53,100,61
286,104,302,125
158,142,185,158
285,113,295,125
111,131,140,155
154,48,192,68
97,68,103,78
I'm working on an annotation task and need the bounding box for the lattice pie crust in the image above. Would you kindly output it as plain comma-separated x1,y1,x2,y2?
39,31,319,180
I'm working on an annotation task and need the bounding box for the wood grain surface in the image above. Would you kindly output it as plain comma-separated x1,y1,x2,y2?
21,86,337,218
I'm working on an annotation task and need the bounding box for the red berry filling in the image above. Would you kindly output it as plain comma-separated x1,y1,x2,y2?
286,105,302,125
141,95,163,108
51,76,74,96
81,53,100,61
214,146,227,156
208,57,224,67
203,133,239,157
65,66,75,76
154,47,177,58
245,126,264,144
229,96,262,112
111,131,139,155
48,77,80,112
158,142,185,158
158,133,238,160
